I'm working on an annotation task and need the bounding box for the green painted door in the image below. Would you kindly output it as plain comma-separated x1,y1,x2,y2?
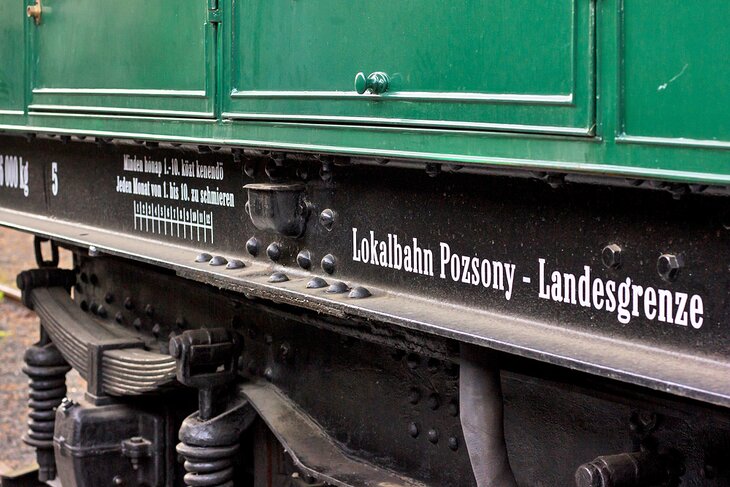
0,0,25,115
224,0,595,136
28,0,215,118
621,0,730,149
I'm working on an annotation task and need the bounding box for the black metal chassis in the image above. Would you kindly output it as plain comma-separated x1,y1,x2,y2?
1,135,730,486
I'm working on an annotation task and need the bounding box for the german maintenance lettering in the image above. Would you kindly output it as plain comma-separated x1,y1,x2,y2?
351,227,705,329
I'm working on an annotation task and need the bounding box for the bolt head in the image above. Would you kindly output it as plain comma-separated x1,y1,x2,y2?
267,243,282,262
448,436,459,451
408,422,419,438
297,250,312,269
246,237,260,257
657,253,683,281
321,254,336,274
319,209,335,231
601,244,622,269
575,463,604,487
427,429,439,444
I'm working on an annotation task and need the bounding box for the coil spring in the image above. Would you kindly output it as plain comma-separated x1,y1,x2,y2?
22,341,71,482
176,441,239,487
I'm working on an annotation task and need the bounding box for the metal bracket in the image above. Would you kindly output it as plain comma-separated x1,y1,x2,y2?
33,236,59,268
86,338,145,401
169,328,242,420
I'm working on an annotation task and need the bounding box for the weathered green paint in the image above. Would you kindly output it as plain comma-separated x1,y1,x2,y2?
0,0,25,113
622,0,730,144
224,0,595,135
28,0,215,117
0,0,728,185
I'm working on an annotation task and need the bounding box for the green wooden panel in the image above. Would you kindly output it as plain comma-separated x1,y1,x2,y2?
0,0,25,113
225,0,595,135
28,0,214,117
622,0,730,147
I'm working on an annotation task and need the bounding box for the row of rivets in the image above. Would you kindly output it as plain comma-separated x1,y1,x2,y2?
246,237,338,274
407,423,459,451
265,273,371,299
195,253,246,270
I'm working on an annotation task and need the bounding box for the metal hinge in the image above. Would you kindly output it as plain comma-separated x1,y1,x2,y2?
207,0,221,24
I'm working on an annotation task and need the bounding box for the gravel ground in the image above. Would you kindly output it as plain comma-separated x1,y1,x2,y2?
0,228,82,474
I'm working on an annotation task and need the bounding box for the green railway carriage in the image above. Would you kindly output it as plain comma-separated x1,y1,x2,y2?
1,2,730,487
1,0,729,185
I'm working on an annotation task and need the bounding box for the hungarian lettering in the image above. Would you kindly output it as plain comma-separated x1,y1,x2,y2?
117,154,234,208
0,154,30,197
117,153,233,243
351,227,706,328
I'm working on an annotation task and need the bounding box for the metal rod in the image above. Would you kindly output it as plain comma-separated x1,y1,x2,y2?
460,343,518,487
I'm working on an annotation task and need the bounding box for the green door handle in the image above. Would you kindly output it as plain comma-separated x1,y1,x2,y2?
355,72,390,95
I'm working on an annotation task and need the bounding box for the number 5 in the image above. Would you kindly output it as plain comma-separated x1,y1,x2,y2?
51,162,58,196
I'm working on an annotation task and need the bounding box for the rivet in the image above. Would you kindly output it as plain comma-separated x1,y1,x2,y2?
448,400,459,417
408,422,419,438
124,297,134,310
320,164,333,182
226,259,245,270
267,242,282,261
264,367,274,381
115,311,124,324
80,301,89,312
425,163,441,177
321,254,336,274
348,286,371,299
133,318,142,330
326,281,349,294
307,277,328,289
89,302,99,315
408,388,421,405
601,244,622,269
246,237,260,257
88,245,99,257
657,253,683,282
152,323,161,337
104,292,114,304
427,429,439,444
269,272,289,283
297,250,312,269
90,274,99,286
113,476,124,486
145,304,155,317
195,252,213,263
319,209,335,231
448,437,459,451
209,256,228,266
428,393,441,410
97,305,108,318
